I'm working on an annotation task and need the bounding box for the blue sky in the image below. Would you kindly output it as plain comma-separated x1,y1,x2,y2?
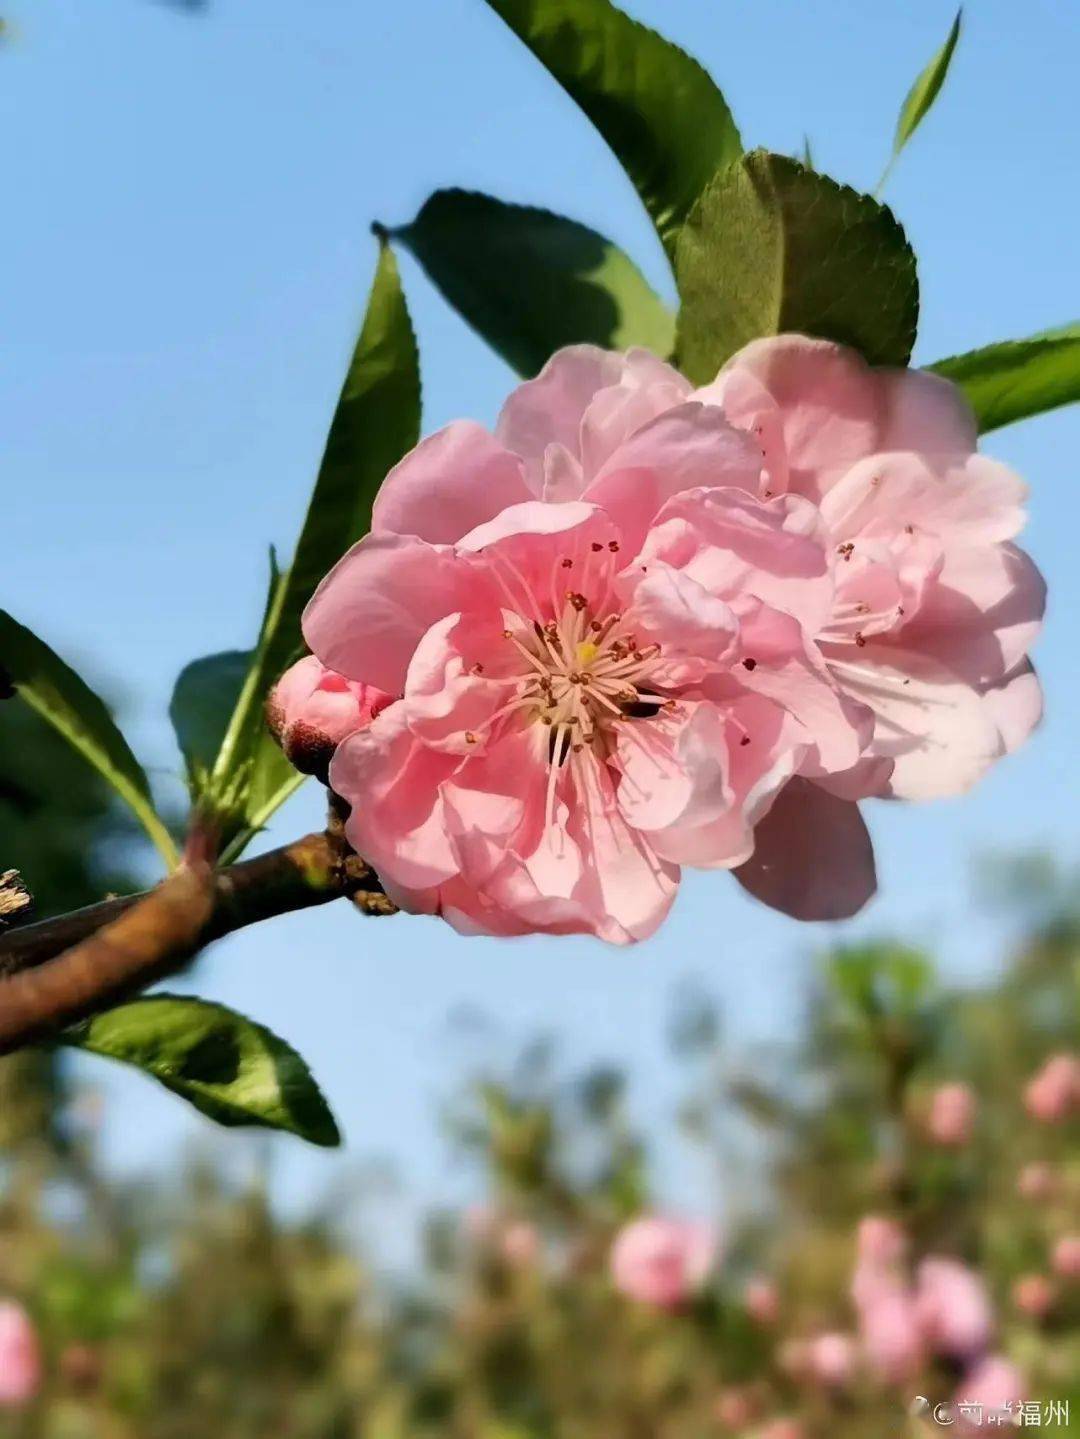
2,0,1077,1257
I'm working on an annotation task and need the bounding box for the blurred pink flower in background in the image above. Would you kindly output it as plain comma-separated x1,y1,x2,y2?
713,1386,758,1429
610,1216,717,1309
1051,1235,1080,1280
1016,1161,1058,1201
1012,1273,1055,1318
926,1081,977,1146
744,1275,781,1325
500,1220,541,1270
857,1283,925,1383
0,1301,42,1408
806,1331,857,1387
1024,1054,1080,1123
915,1258,994,1360
267,654,390,779
855,1215,907,1268
953,1356,1026,1433
758,1419,806,1439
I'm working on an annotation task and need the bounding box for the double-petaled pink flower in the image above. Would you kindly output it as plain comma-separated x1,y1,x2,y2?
609,1215,717,1308
300,338,1043,941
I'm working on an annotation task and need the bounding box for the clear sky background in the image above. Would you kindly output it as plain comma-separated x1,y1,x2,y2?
2,0,1078,1261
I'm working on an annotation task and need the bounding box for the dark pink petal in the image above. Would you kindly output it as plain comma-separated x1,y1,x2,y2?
734,779,876,920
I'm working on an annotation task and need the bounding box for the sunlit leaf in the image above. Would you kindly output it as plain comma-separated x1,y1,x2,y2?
879,9,962,192
394,190,674,376
482,0,741,259
65,994,341,1146
927,322,1080,433
0,610,177,867
675,150,918,383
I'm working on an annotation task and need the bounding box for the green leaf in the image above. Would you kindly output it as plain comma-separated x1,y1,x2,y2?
879,9,962,192
927,322,1080,433
482,0,741,259
206,241,420,851
674,150,919,384
65,994,341,1147
0,610,177,868
395,189,674,377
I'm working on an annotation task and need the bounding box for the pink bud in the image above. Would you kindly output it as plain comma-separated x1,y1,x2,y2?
610,1216,717,1310
743,1275,780,1325
1024,1053,1080,1124
0,1301,42,1408
1051,1234,1080,1280
500,1220,540,1270
952,1356,1026,1433
807,1331,857,1388
1012,1273,1054,1319
926,1082,977,1147
1016,1161,1058,1201
915,1258,994,1360
266,655,391,780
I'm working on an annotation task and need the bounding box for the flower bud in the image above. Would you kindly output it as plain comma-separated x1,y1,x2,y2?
807,1331,857,1388
266,656,390,781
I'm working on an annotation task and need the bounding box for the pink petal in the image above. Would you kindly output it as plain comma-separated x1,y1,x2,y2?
625,563,740,666
640,485,835,636
820,452,1027,550
901,542,1046,686
734,778,876,920
330,704,461,890
708,335,882,501
495,345,625,491
578,352,692,478
824,643,1004,800
303,533,492,694
402,611,521,754
877,366,978,455
732,601,873,777
372,421,531,544
981,660,1043,755
583,404,762,557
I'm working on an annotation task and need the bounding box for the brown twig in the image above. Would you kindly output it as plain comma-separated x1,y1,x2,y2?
0,830,394,1055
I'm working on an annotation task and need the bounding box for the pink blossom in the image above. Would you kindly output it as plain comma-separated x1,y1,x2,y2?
1016,1161,1058,1201
1012,1273,1054,1318
698,336,1044,811
609,1216,717,1309
743,1275,781,1325
500,1220,540,1269
807,1331,857,1387
1024,1054,1080,1123
0,1301,42,1408
952,1356,1026,1432
857,1281,925,1384
926,1081,977,1146
307,355,878,941
1051,1235,1080,1280
267,654,390,780
915,1258,994,1360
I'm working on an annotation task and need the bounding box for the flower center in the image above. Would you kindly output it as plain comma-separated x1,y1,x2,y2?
504,589,669,755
